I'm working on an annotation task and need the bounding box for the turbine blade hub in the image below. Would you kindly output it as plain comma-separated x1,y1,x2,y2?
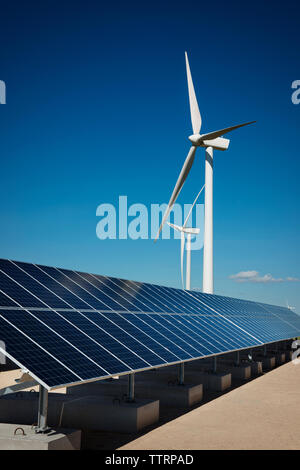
188,134,201,145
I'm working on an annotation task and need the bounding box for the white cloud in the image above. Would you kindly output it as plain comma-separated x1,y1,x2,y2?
229,271,300,283
230,271,259,280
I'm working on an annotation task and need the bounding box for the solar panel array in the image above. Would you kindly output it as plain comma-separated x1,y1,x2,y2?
0,259,299,390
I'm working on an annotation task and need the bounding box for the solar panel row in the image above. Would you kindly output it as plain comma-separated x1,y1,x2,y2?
0,259,299,390
190,291,300,343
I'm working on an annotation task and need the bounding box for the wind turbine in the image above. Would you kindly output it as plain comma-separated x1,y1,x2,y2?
168,184,205,290
155,52,255,294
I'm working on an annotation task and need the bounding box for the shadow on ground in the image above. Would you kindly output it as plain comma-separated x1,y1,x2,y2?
82,369,271,450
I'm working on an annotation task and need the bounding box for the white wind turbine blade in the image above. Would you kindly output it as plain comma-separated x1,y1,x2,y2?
185,52,201,134
183,183,205,229
155,146,197,241
181,231,185,289
199,121,256,142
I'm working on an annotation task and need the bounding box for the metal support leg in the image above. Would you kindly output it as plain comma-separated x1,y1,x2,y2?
36,385,49,433
213,356,217,373
127,373,135,402
178,363,185,385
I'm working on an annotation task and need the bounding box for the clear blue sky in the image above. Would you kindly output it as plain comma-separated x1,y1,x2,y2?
0,0,299,310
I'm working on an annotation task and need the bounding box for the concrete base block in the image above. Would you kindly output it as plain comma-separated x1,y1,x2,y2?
140,382,202,407
59,396,159,433
261,356,276,369
160,362,231,392
0,392,159,433
285,350,293,361
186,371,231,392
68,379,203,408
0,424,81,450
222,364,251,380
249,361,263,375
274,353,286,365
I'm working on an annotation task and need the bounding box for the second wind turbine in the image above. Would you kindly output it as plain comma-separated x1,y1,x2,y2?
168,185,205,291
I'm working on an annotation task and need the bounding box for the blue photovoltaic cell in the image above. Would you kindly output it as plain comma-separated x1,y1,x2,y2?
0,271,45,308
50,309,149,370
77,311,166,366
189,291,300,342
0,258,299,390
0,309,112,379
0,260,69,309
99,311,180,363
0,315,78,387
15,262,88,310
258,302,300,330
76,272,128,311
147,314,217,355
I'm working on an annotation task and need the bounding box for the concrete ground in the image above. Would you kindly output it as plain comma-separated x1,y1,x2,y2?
119,361,300,450
0,368,65,394
1,361,299,450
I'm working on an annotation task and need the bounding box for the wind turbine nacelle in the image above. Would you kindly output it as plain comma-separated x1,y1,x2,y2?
200,137,230,151
168,222,200,235
182,227,200,235
189,134,230,151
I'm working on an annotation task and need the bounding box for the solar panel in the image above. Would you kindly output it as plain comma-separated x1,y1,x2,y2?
0,258,299,390
189,291,300,342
